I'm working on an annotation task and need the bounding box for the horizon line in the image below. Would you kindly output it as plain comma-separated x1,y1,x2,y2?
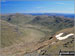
1,12,74,15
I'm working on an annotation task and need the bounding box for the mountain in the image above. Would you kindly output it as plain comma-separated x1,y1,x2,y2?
1,13,74,39
29,15,74,35
1,13,35,25
0,13,74,56
0,20,46,48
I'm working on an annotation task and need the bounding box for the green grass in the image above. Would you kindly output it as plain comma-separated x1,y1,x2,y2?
1,20,45,48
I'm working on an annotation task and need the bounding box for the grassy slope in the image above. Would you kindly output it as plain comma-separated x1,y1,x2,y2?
29,16,74,34
23,27,74,56
1,13,35,25
38,27,74,56
1,20,45,48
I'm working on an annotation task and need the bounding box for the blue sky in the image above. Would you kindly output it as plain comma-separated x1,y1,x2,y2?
1,1,74,14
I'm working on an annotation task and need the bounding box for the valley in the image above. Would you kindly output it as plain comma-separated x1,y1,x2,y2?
0,13,74,56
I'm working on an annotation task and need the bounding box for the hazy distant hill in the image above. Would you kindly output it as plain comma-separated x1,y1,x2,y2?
24,13,74,19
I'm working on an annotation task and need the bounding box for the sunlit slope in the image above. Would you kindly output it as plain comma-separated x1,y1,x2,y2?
1,20,45,48
39,27,74,55
55,27,74,51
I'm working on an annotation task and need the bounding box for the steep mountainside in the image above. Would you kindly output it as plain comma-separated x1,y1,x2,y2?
36,27,74,56
1,20,45,48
